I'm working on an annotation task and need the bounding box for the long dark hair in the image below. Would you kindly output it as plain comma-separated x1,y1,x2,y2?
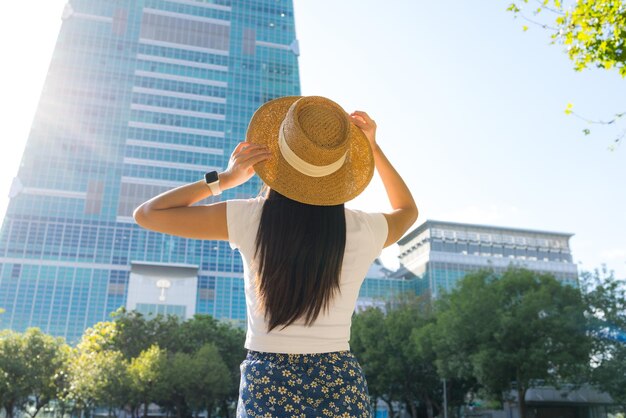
254,188,347,332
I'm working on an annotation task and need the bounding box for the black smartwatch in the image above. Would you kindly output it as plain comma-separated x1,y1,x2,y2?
204,171,222,195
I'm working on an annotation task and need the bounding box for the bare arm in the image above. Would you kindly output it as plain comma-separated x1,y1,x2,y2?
133,142,271,240
350,111,418,247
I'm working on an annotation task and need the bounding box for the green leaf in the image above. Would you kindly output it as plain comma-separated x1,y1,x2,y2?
582,128,591,135
507,3,521,13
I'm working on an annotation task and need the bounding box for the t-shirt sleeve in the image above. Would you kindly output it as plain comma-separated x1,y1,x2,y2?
226,198,261,250
364,212,389,259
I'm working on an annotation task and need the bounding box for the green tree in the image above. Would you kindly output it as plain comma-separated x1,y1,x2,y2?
352,294,467,418
73,321,118,353
171,314,246,416
109,307,180,360
20,329,72,418
128,344,167,418
109,309,245,416
509,0,626,75
580,265,626,406
67,322,131,418
385,295,441,418
412,320,478,418
98,351,132,418
0,330,30,418
156,351,196,418
211,321,246,415
50,348,75,418
351,306,398,415
186,344,231,418
67,349,130,418
0,328,70,418
433,267,591,418
507,0,626,148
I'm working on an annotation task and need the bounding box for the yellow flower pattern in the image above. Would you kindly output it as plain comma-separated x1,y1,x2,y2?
236,350,372,417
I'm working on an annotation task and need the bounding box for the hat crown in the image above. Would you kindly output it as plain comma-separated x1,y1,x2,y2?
282,97,349,166
246,95,374,205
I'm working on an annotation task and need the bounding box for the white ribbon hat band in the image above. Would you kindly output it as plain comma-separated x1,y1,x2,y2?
278,125,347,178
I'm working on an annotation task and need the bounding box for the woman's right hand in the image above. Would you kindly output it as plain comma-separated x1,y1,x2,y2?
349,111,377,149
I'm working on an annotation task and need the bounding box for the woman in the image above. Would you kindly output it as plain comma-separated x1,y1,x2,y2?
134,96,418,417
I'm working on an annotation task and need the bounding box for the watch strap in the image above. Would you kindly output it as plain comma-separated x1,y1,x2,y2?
204,171,222,196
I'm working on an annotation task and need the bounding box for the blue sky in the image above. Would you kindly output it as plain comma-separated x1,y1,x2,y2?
0,1,624,277
293,0,626,276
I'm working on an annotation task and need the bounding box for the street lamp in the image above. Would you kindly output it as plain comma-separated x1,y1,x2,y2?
156,278,171,302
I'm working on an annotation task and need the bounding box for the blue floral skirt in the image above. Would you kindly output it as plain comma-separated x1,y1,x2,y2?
236,350,373,417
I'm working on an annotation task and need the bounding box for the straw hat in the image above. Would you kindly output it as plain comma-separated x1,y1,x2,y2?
246,96,375,206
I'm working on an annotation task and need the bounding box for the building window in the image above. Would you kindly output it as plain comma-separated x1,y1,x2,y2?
113,8,128,36
431,240,443,251
527,248,539,259
199,288,215,300
117,182,171,218
442,242,455,253
85,180,104,215
107,283,126,295
11,264,21,279
242,28,255,55
140,12,230,51
514,247,527,258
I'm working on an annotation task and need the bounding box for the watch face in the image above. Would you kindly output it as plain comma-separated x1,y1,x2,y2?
205,171,219,183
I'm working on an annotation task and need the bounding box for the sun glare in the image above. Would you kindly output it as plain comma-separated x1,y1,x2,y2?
0,2,66,221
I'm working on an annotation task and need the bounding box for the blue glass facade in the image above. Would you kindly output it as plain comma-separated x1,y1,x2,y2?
356,262,419,310
0,0,301,344
396,220,580,299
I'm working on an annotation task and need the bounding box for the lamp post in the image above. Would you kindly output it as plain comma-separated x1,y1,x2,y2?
156,278,171,302
443,378,448,418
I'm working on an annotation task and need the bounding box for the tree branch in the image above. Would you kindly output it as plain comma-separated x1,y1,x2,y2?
570,110,626,125
517,11,560,31
531,0,566,16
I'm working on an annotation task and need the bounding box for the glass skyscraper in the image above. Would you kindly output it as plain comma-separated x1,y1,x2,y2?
0,0,301,344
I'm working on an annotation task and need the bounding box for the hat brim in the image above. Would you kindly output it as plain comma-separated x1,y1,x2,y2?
246,96,375,206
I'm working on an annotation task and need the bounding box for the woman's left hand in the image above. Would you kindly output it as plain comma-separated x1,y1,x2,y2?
219,142,272,190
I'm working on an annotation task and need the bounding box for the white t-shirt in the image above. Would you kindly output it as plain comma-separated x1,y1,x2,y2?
226,196,388,354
